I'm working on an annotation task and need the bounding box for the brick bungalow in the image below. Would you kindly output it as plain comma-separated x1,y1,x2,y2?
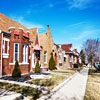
38,25,58,70
55,44,79,69
0,27,30,76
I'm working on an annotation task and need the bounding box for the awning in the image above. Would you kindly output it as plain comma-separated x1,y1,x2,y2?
34,44,42,51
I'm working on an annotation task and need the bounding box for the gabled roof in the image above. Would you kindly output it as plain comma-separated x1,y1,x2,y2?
58,44,72,52
34,33,42,51
39,33,48,46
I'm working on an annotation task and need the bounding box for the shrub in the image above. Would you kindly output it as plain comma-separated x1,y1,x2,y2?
74,63,78,68
49,53,56,70
35,60,41,73
12,60,21,78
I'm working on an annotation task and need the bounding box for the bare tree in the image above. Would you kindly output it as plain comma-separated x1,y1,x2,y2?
83,39,100,66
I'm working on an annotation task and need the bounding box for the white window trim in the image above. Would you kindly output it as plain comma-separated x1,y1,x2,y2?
14,43,19,62
2,38,9,58
3,53,9,58
44,51,47,64
9,63,29,65
22,44,28,63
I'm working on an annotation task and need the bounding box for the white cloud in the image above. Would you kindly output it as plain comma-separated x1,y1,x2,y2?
66,0,94,9
72,29,100,40
68,22,85,27
10,16,44,29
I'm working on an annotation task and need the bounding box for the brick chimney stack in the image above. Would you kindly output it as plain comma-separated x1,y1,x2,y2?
47,25,51,37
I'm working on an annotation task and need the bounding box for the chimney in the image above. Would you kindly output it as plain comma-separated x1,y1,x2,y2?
47,25,50,37
8,27,15,33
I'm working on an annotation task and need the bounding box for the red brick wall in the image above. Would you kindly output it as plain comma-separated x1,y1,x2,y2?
2,58,10,75
0,34,2,74
8,65,30,75
2,29,30,76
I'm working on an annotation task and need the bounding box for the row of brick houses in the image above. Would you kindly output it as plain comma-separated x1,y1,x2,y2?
0,13,79,76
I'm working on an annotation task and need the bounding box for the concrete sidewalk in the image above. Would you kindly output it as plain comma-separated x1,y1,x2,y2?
40,67,89,100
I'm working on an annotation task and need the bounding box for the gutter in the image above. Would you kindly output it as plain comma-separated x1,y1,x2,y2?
0,30,3,77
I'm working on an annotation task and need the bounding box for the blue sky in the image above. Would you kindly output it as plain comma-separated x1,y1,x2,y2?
0,0,100,52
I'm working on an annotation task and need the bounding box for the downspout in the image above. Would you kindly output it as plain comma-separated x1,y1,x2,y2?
0,30,3,77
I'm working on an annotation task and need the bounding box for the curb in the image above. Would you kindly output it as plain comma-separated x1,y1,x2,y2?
38,72,79,100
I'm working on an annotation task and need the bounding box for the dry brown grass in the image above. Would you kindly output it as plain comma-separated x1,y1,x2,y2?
0,82,42,100
27,74,67,90
51,69,76,76
84,68,100,100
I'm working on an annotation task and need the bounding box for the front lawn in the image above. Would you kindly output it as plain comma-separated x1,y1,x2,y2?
27,74,67,90
51,69,77,76
84,68,100,100
0,82,42,100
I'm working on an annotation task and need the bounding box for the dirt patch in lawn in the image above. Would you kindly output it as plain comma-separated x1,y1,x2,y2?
84,68,100,100
0,82,42,100
27,74,67,90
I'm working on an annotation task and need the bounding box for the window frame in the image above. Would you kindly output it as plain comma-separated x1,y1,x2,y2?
14,43,19,62
22,44,28,63
2,38,9,58
44,51,47,64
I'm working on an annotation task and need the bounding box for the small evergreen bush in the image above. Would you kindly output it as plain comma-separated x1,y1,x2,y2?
35,60,41,73
74,63,78,68
49,53,56,70
12,60,21,78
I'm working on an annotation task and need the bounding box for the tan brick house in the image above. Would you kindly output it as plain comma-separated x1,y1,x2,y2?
39,25,57,70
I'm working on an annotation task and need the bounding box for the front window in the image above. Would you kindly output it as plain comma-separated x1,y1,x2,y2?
59,53,62,63
14,43,19,61
64,57,66,62
44,51,47,64
70,55,73,62
23,44,28,63
3,38,9,54
35,50,40,60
